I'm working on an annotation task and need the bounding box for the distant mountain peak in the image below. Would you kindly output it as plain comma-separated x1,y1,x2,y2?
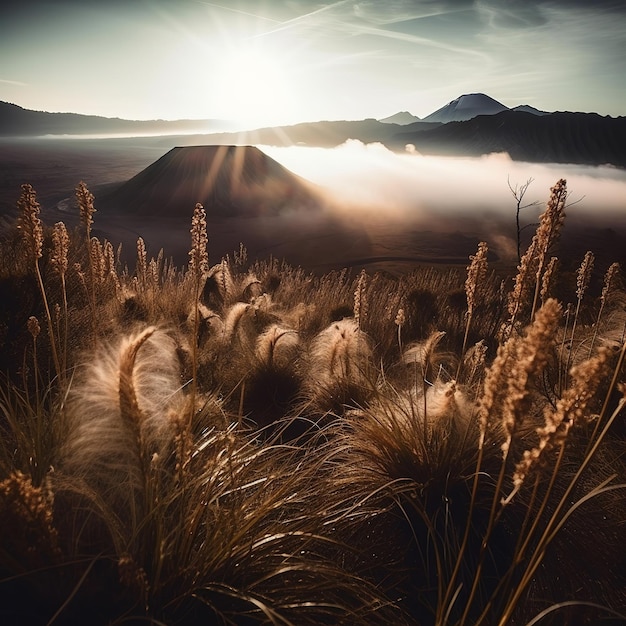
378,111,421,125
511,104,548,116
423,93,508,123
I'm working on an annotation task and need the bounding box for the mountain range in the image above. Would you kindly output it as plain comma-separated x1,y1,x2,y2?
1,94,625,168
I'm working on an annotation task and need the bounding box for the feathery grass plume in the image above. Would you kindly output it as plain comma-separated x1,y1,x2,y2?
136,236,148,289
496,347,623,626
240,272,263,302
369,379,474,441
222,302,257,351
75,181,95,241
51,223,70,372
102,239,121,296
90,236,106,286
16,184,62,382
50,221,69,277
443,298,562,625
576,251,595,302
187,303,223,348
459,241,488,373
589,262,621,355
564,251,595,383
16,183,43,262
540,256,558,306
401,330,449,384
461,339,488,392
75,183,100,341
202,261,234,308
189,203,209,281
499,298,561,455
508,347,611,500
188,203,208,406
325,375,486,624
255,324,299,370
507,179,567,330
61,327,183,507
353,269,368,330
307,318,373,409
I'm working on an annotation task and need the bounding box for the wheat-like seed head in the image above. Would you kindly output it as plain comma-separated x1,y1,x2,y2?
576,251,594,301
500,298,561,452
0,471,60,560
480,299,561,450
50,221,69,277
540,256,558,305
90,237,106,285
508,179,567,322
601,262,620,304
465,241,488,314
511,347,611,490
136,237,147,284
27,315,41,339
16,183,43,261
353,269,368,329
189,203,209,281
75,181,96,236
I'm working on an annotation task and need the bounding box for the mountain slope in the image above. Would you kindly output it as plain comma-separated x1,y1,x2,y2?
393,111,626,166
99,145,321,217
423,93,509,123
0,101,233,136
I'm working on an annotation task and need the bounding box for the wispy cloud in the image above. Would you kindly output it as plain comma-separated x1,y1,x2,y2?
192,1,282,23
0,78,27,87
251,0,352,39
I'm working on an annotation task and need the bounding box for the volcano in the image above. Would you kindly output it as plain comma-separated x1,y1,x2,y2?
99,145,321,218
422,93,508,123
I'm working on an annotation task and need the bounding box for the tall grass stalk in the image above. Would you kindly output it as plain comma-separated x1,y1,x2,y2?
16,184,62,384
507,179,567,332
75,182,98,342
188,203,208,418
50,221,70,377
458,241,488,378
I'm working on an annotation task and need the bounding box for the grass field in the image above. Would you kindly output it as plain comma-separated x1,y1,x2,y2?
0,178,625,625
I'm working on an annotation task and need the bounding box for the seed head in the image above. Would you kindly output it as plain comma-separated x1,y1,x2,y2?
50,221,69,277
189,203,209,279
16,184,43,261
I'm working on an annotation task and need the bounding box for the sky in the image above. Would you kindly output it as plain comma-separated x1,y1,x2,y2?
0,0,624,127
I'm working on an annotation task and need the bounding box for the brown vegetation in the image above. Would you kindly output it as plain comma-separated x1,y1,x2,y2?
0,180,625,625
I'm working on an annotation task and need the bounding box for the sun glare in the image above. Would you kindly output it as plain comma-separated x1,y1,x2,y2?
215,44,295,128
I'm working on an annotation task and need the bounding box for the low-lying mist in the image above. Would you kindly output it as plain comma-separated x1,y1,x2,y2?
263,141,626,264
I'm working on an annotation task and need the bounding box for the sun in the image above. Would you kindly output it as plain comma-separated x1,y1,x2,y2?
214,43,296,128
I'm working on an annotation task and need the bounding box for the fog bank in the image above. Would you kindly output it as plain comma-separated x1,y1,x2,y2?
262,142,626,264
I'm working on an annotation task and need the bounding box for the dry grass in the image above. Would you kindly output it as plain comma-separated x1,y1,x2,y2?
0,180,625,625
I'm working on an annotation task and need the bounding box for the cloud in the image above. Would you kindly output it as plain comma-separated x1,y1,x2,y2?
263,141,626,262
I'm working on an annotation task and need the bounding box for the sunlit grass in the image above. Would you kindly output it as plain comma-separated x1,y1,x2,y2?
0,180,625,624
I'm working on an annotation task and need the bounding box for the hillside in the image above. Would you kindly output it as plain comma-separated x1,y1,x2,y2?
0,101,233,136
